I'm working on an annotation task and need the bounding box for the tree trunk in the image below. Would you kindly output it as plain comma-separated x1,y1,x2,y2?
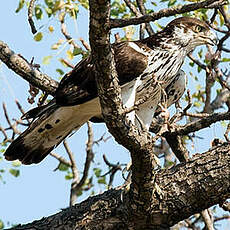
9,142,230,230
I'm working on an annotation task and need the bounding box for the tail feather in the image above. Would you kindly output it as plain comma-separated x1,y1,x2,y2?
21,100,58,120
4,98,101,164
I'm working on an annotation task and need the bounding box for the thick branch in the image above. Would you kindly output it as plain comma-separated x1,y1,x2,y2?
0,40,58,95
9,142,230,229
89,1,161,227
110,0,226,28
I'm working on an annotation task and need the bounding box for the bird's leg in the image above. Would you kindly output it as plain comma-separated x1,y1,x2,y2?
121,77,142,127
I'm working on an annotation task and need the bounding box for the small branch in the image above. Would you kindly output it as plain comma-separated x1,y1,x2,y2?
79,38,91,51
69,122,94,205
136,0,154,35
3,103,20,139
0,40,58,95
59,12,81,50
103,154,123,189
63,140,79,206
174,111,230,136
28,0,37,34
188,53,206,70
163,131,189,162
59,58,75,69
110,0,226,28
50,152,72,168
201,209,214,230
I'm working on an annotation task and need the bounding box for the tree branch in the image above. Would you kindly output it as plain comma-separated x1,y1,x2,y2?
0,40,58,95
110,0,226,28
8,142,230,229
88,0,162,227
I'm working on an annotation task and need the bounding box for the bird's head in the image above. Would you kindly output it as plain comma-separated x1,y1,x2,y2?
161,17,218,52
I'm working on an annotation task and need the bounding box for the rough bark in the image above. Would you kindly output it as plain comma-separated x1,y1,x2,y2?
9,142,230,230
89,1,163,228
0,40,58,95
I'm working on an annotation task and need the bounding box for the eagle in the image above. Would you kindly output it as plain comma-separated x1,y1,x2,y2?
4,17,217,165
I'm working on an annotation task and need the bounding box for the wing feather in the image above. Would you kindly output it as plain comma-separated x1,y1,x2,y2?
55,41,148,106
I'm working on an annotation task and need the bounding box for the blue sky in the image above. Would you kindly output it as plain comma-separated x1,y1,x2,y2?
0,1,229,229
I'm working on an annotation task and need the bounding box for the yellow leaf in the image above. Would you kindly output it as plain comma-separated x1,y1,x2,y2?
34,32,43,42
66,50,74,60
48,26,54,33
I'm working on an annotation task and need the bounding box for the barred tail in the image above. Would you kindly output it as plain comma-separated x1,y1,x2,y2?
4,98,101,164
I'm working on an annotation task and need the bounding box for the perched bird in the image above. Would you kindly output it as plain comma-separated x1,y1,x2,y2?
4,17,217,164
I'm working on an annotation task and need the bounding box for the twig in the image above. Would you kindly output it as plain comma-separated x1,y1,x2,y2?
79,38,90,51
102,154,123,189
60,58,75,69
110,0,226,28
59,12,81,50
188,53,206,70
174,111,230,136
201,209,214,230
63,140,79,206
69,122,94,205
28,0,37,34
136,0,154,35
50,152,72,169
3,103,20,139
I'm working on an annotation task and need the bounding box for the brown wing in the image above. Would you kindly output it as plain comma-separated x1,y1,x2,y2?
55,41,148,106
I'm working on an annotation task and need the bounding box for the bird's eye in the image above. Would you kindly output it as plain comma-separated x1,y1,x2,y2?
195,25,204,33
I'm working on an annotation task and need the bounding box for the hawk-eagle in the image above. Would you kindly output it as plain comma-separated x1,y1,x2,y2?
4,17,217,164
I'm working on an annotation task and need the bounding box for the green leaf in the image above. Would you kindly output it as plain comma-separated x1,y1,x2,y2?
93,168,102,178
193,101,202,108
45,7,53,17
76,190,83,196
34,32,43,42
35,6,43,20
48,26,54,33
79,0,89,9
65,172,73,180
189,61,194,67
42,55,52,65
0,148,5,153
12,160,21,167
0,220,4,229
221,121,227,127
58,163,69,171
221,58,230,62
98,177,106,185
198,49,203,58
45,0,54,8
168,0,176,7
9,169,20,177
73,48,83,56
15,0,25,13
56,69,64,76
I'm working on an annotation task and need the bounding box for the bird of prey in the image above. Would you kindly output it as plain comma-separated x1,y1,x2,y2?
4,17,217,165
